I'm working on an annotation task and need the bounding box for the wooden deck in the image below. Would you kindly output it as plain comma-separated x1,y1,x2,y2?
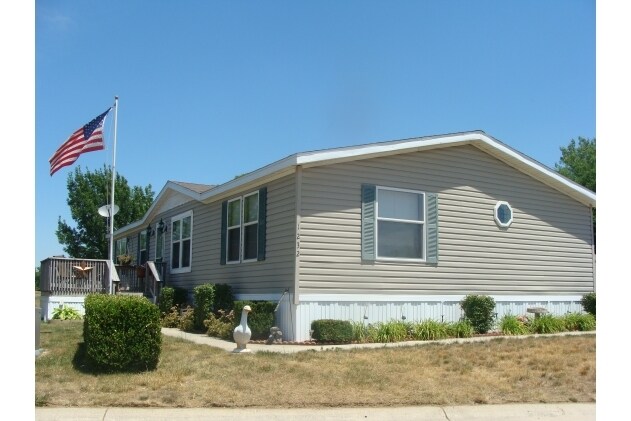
40,257,165,299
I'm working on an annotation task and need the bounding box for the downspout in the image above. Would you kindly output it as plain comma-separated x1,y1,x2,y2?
294,165,302,306
590,204,596,291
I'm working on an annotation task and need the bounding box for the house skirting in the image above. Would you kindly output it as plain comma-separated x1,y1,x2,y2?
242,293,586,342
39,293,86,322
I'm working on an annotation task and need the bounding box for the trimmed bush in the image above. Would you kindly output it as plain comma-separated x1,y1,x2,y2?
311,319,353,343
158,286,189,315
193,284,215,331
233,301,276,340
213,284,234,312
460,295,496,334
83,293,161,372
158,287,175,316
581,292,596,317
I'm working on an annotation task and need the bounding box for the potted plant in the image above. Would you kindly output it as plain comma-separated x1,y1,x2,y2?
117,254,134,266
136,264,146,278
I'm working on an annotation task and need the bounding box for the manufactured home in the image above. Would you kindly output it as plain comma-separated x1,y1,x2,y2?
111,131,596,341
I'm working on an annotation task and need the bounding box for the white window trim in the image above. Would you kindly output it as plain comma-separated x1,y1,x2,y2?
242,191,260,263
494,201,513,228
376,186,426,262
170,210,193,274
226,191,260,264
226,197,242,264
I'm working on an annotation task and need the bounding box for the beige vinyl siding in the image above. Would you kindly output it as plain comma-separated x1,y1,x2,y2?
164,174,296,295
298,145,594,296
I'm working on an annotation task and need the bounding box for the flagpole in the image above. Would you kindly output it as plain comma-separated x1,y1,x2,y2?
109,96,119,294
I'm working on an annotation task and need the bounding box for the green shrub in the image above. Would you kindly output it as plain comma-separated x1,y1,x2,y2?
581,292,596,317
193,284,215,331
530,314,566,334
350,321,378,343
160,306,181,328
233,301,276,340
178,306,195,332
460,295,496,334
563,312,596,331
446,320,474,338
158,287,175,316
52,305,82,320
499,314,529,335
311,319,353,343
213,284,234,312
83,293,161,372
411,320,449,341
375,320,410,343
204,309,235,340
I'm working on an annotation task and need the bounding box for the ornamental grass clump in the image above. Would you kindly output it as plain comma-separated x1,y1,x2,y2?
499,314,530,336
375,320,410,343
410,319,450,341
563,312,596,332
530,314,565,334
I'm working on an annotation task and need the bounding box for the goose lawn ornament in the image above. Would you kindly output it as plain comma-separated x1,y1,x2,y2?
233,305,252,353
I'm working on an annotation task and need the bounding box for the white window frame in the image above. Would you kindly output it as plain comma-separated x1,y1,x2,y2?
242,191,260,263
494,201,513,228
115,238,128,258
226,191,260,264
375,186,426,262
170,210,193,274
226,198,242,264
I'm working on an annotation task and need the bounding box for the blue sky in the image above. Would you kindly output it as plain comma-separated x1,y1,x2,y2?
33,0,597,267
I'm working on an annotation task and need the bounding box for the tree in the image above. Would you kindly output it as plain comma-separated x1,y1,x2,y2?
35,266,41,291
56,165,155,259
555,137,595,192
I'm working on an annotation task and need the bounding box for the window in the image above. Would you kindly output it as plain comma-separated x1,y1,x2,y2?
362,184,438,264
494,201,513,228
221,187,267,264
138,231,148,265
171,211,193,273
376,187,425,260
115,238,128,258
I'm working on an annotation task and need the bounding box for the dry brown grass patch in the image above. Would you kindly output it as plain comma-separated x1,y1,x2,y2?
36,321,595,408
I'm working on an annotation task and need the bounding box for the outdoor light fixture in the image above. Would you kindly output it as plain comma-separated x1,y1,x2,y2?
146,224,154,237
158,218,166,234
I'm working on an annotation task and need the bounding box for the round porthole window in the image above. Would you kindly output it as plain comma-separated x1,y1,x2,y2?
494,201,513,228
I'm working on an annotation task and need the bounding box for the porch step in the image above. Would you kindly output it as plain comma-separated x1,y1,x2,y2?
118,292,145,298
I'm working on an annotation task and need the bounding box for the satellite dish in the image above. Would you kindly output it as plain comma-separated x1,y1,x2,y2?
98,204,120,217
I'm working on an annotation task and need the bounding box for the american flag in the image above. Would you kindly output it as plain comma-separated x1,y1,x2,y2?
49,108,111,176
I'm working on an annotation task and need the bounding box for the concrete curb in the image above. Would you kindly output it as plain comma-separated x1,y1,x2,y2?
35,403,596,421
160,328,596,354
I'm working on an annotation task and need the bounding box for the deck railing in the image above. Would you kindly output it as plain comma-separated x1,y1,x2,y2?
40,257,167,299
40,257,110,295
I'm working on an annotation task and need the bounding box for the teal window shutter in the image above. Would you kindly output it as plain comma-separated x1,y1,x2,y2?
426,192,439,264
257,187,267,261
361,184,376,261
220,200,227,265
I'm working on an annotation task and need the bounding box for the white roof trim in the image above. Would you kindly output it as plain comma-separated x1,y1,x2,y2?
115,131,595,236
